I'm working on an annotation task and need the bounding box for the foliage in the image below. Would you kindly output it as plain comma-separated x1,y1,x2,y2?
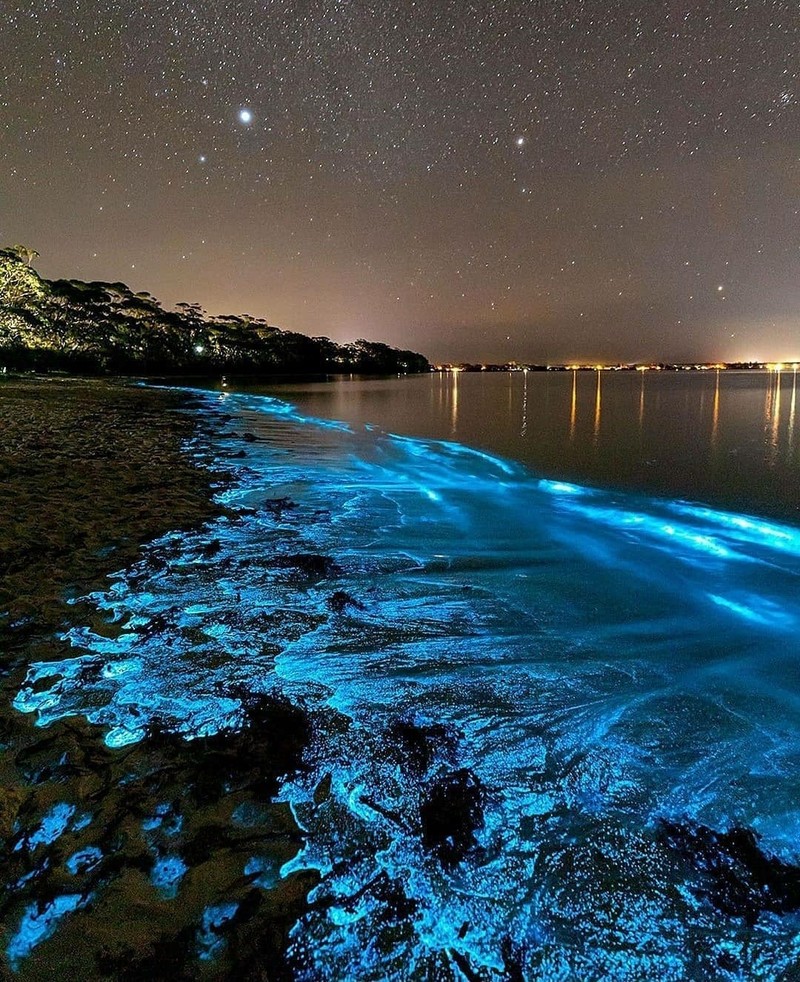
0,247,430,376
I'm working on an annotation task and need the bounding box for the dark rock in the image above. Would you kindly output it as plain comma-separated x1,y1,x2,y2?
389,717,459,776
419,768,485,867
501,937,527,982
270,553,340,581
241,432,259,442
313,773,332,806
198,538,222,558
142,693,310,807
263,497,298,518
369,872,418,925
660,820,800,922
325,591,365,614
134,611,174,638
449,948,482,981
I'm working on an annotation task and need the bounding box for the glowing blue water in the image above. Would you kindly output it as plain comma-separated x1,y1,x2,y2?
12,390,800,978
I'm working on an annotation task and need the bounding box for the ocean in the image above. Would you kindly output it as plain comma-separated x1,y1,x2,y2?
12,371,800,979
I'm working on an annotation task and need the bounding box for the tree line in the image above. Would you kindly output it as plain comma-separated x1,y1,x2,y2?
0,246,430,376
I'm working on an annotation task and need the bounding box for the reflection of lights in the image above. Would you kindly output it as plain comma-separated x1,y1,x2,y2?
770,368,782,455
569,369,577,440
521,369,528,438
450,366,459,434
639,370,645,429
593,369,602,443
711,369,720,446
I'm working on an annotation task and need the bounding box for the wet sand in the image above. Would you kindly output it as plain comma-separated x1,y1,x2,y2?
0,378,315,980
0,378,222,642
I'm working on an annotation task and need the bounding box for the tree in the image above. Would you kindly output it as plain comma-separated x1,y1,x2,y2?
0,243,431,376
0,248,46,307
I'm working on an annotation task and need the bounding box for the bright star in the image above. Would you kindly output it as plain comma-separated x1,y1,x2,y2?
237,108,254,125
515,136,525,147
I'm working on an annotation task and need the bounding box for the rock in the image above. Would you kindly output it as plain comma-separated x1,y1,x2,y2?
263,497,297,518
389,717,458,776
325,591,365,614
419,768,485,867
660,820,800,921
270,554,340,581
198,538,222,558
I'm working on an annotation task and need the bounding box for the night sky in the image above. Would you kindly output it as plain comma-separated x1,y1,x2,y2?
1,1,797,363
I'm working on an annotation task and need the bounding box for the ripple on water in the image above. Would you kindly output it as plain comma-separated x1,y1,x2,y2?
11,389,800,978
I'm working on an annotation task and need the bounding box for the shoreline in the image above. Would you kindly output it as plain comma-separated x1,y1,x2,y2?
5,377,800,977
0,377,316,978
0,377,224,648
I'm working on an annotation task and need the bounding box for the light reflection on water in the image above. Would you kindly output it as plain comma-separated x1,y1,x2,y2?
10,388,800,978
216,370,800,522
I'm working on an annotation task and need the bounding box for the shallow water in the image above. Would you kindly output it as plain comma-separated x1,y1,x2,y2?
215,369,800,522
12,388,800,979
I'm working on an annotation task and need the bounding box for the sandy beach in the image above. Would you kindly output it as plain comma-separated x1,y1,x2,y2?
0,378,315,979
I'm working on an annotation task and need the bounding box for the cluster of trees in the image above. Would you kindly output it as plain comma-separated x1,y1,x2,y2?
0,246,430,376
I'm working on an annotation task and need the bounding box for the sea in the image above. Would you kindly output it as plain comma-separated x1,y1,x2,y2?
12,369,800,979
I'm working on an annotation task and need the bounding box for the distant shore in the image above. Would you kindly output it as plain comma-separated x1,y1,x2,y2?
433,361,794,372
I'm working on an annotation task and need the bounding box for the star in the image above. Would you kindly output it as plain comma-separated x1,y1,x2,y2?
237,108,254,126
515,136,525,147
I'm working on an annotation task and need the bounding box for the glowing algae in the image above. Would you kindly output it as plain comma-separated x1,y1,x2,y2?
10,388,800,979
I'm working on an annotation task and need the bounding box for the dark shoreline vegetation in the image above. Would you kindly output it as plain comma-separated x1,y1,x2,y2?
0,246,430,377
0,380,320,978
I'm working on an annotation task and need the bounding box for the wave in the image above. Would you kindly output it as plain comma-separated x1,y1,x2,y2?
13,389,800,979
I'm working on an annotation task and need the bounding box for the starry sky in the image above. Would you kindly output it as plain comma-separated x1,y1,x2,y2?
1,0,797,363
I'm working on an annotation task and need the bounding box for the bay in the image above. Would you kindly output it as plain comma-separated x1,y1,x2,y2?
214,369,800,522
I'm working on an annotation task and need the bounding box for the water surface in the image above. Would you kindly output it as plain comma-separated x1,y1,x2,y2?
11,386,800,979
216,370,800,521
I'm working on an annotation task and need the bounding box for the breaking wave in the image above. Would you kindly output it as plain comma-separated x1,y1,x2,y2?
13,389,800,979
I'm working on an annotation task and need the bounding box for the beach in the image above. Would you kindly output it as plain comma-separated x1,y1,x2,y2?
5,376,800,979
0,378,315,979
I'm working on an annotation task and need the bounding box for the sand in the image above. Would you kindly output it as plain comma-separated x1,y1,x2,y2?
0,378,315,980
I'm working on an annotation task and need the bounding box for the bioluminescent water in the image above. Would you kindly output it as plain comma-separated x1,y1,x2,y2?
11,389,800,979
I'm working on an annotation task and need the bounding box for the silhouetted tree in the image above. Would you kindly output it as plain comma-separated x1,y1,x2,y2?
0,245,431,376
